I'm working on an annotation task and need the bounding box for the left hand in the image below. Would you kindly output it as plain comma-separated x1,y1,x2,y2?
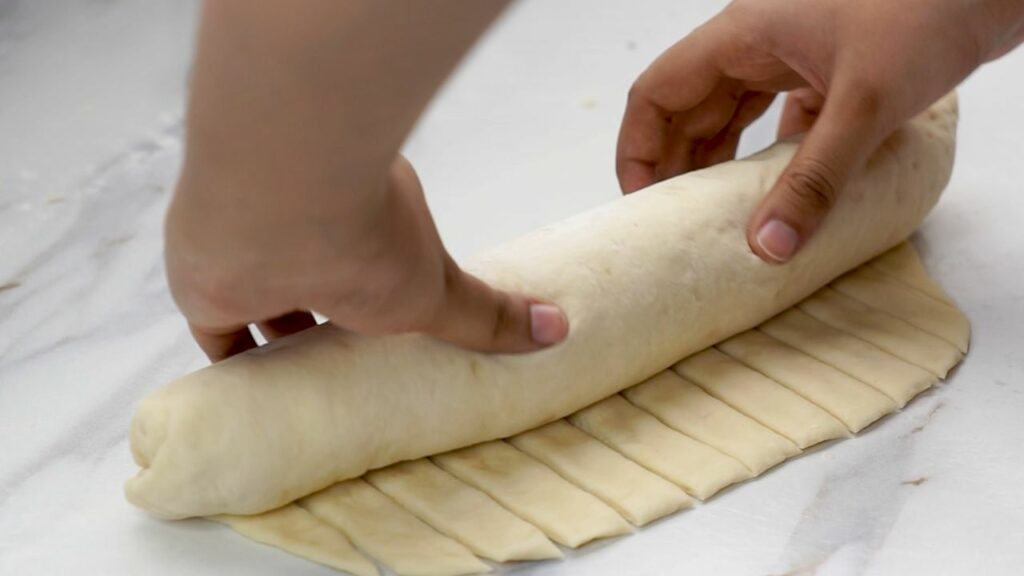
616,0,1023,263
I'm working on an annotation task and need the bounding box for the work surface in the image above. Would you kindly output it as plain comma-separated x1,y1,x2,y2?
1,1,1023,574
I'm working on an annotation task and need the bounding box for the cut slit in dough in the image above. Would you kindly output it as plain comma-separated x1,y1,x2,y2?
759,308,937,407
799,287,963,377
364,459,561,562
569,393,752,500
830,265,970,353
716,330,897,433
508,419,693,525
673,348,849,448
432,441,633,548
214,505,378,576
300,479,489,576
624,372,799,474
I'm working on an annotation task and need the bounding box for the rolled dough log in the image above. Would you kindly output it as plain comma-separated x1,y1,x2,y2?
126,94,958,519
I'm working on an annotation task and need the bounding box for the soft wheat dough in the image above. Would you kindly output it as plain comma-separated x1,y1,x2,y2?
508,419,693,525
759,309,937,406
220,243,971,575
624,372,799,474
300,479,489,576
364,459,560,562
869,242,956,304
830,266,970,352
126,94,958,519
432,441,632,547
799,287,963,377
717,331,897,432
673,349,849,448
569,394,752,499
214,505,377,576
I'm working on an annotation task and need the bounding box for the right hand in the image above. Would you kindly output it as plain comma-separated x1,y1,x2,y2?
167,155,568,362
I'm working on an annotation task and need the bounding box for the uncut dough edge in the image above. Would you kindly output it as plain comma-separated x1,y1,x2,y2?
126,94,958,519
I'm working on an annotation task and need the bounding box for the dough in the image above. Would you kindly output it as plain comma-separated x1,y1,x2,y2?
869,242,956,304
799,287,963,377
300,479,489,576
214,505,377,576
364,459,560,562
673,348,849,448
215,241,971,575
759,309,936,406
830,266,970,352
624,372,799,474
508,419,693,525
126,94,958,519
432,441,633,547
569,393,752,499
717,330,896,432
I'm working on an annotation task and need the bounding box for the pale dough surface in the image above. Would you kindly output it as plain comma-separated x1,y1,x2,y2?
364,459,560,563
126,94,959,519
569,393,752,499
673,348,849,448
717,330,897,432
300,479,488,576
432,441,633,548
508,419,693,525
214,505,377,576
624,372,799,474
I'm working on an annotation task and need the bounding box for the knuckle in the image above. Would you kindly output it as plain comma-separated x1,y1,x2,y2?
784,160,840,214
173,266,250,325
487,290,518,344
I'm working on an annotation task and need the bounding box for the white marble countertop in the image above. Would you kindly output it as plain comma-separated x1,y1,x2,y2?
2,1,1023,575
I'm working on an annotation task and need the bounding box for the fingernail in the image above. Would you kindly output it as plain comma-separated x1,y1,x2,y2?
530,303,568,345
756,219,799,263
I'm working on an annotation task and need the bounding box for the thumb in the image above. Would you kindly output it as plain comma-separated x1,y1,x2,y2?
421,255,568,353
747,86,885,263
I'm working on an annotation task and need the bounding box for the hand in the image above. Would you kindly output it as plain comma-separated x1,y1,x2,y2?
165,0,566,362
617,0,1024,263
167,155,568,362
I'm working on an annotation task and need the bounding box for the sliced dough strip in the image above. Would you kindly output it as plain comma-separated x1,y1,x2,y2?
673,349,848,448
717,330,897,432
508,420,693,525
623,372,799,474
569,394,751,500
365,459,561,562
799,287,963,377
300,479,490,576
869,242,955,305
830,266,969,352
759,309,936,406
214,505,379,576
433,441,632,548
